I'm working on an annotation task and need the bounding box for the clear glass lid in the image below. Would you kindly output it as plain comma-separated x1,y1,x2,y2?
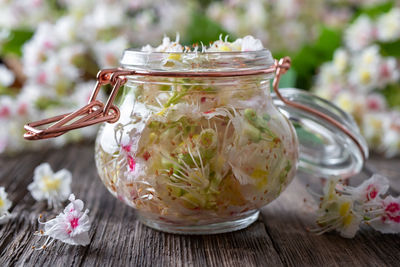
120,49,274,72
272,88,368,179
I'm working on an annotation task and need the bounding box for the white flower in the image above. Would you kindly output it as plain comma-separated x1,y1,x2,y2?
54,16,80,43
0,187,12,224
279,21,307,51
365,93,387,112
377,57,399,89
275,0,300,19
344,15,375,51
349,65,379,92
33,194,91,250
376,8,400,42
367,196,400,234
312,179,362,238
312,174,400,237
380,113,400,158
361,112,387,147
332,48,349,74
341,174,389,203
0,96,13,120
333,91,364,114
93,37,128,68
0,64,15,87
28,163,72,208
82,2,124,30
359,45,382,66
240,35,264,51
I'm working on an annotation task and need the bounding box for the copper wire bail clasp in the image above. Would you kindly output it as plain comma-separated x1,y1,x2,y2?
23,69,127,140
271,57,367,162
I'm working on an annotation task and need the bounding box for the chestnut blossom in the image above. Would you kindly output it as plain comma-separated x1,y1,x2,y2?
314,13,400,157
0,64,15,87
380,114,400,158
365,94,387,112
0,187,12,224
33,194,91,250
93,37,128,68
344,15,375,51
340,174,389,203
362,113,387,147
312,179,362,238
366,196,400,234
238,35,264,52
377,58,399,89
28,163,72,208
332,49,349,74
348,46,381,92
376,8,400,42
312,174,400,238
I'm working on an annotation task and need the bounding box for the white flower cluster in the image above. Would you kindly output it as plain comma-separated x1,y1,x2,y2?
0,0,191,154
142,34,264,53
207,0,317,52
345,9,400,51
312,175,400,238
314,10,400,157
206,0,391,53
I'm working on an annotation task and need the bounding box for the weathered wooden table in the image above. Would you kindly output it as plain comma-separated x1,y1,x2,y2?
1,143,399,266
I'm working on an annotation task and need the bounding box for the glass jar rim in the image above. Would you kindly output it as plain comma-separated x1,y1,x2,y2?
120,48,274,73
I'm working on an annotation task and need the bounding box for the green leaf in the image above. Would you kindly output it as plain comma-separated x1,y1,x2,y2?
382,83,400,109
353,1,394,20
1,29,34,57
379,40,400,57
183,11,233,45
35,97,62,110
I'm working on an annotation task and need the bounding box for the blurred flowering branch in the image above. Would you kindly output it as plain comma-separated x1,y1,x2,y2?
0,0,192,154
314,4,400,157
0,0,399,156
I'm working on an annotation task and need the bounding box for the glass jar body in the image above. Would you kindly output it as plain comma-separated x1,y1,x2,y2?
94,74,298,234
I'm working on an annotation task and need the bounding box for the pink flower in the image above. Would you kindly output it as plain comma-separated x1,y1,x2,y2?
367,196,400,234
121,143,136,172
343,174,389,203
366,94,387,112
127,155,136,172
33,194,91,250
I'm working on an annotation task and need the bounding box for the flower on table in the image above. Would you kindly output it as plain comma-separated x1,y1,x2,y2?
0,187,12,225
312,179,362,238
366,196,400,234
28,163,72,209
340,174,389,203
33,194,91,250
312,174,400,238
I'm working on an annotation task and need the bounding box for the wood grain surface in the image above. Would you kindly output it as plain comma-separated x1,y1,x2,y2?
0,143,399,267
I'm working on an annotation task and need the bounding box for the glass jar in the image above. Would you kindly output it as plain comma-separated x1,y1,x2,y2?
24,49,368,234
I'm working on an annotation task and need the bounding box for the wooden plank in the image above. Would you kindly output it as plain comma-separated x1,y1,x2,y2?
0,143,283,267
1,144,399,266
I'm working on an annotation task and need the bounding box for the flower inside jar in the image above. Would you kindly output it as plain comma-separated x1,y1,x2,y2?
94,35,298,230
